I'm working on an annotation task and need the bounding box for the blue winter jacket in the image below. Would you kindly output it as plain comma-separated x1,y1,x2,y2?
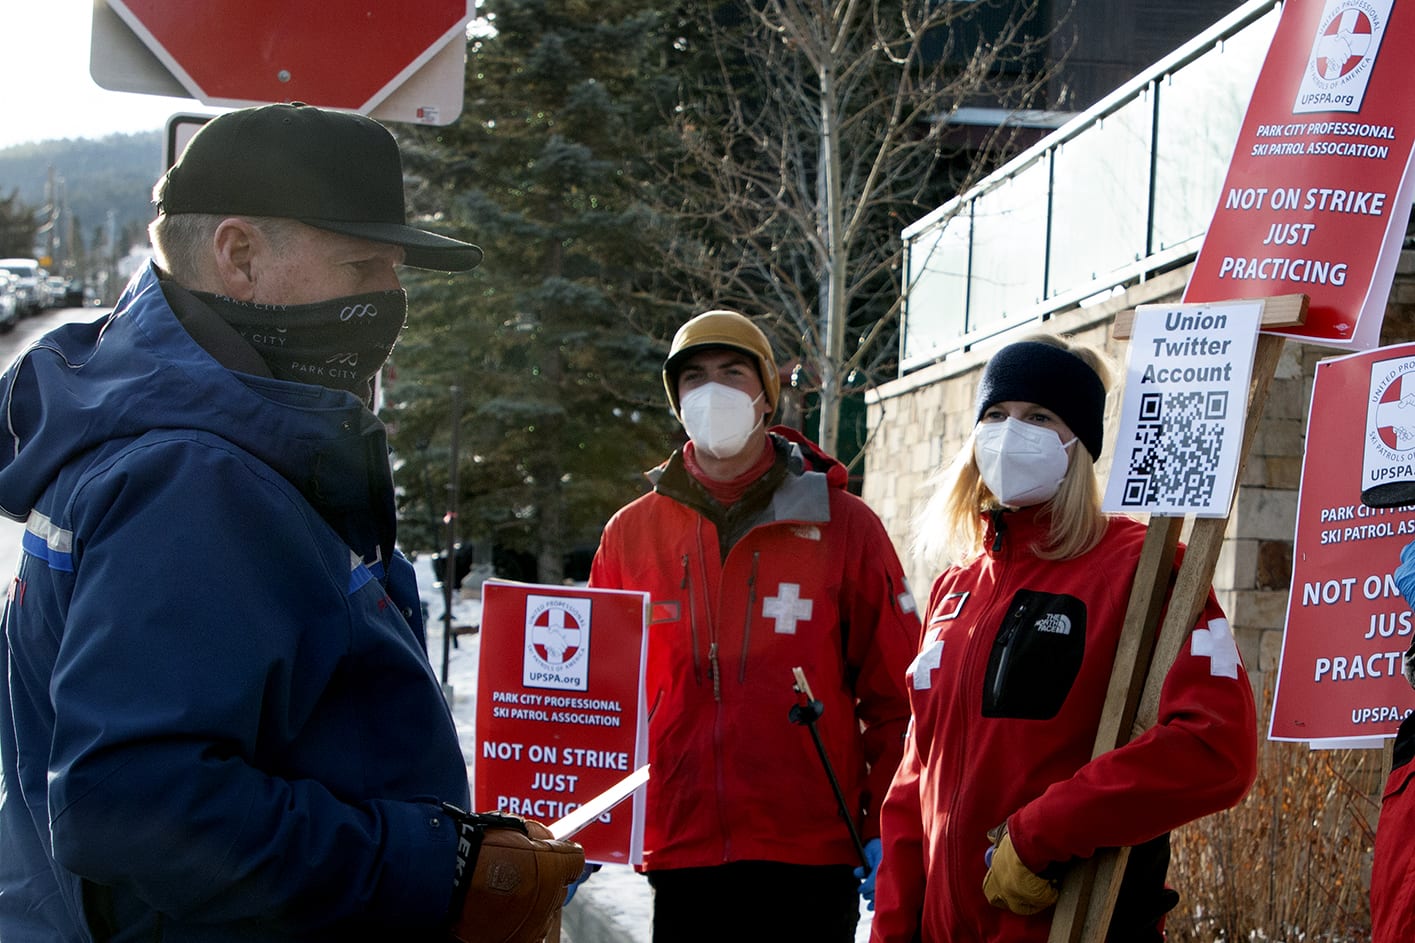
0,264,469,942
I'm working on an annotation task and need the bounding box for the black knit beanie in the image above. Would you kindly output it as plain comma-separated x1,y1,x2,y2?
974,340,1107,459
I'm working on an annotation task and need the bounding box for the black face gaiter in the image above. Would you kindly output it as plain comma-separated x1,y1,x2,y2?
193,289,408,401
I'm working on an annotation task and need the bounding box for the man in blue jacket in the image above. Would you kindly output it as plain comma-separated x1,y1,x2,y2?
0,103,580,943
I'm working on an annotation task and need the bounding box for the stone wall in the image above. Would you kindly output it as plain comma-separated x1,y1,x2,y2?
862,251,1415,701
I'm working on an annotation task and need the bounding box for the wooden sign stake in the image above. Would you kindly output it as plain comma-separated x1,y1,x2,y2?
1046,294,1307,943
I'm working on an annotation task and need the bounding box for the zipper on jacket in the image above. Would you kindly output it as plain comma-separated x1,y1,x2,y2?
949,515,1011,915
738,552,759,683
991,597,1030,704
690,516,726,701
682,554,703,685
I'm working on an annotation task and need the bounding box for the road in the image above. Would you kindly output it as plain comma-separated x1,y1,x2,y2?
0,304,111,577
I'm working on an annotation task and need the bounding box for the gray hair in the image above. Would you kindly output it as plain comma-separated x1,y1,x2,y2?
148,214,300,288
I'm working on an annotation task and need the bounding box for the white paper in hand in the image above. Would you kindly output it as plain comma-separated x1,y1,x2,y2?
548,765,650,840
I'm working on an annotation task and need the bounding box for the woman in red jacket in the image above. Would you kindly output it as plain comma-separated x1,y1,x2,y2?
870,333,1259,943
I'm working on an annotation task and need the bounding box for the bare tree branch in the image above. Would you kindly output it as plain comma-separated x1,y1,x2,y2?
649,0,1071,454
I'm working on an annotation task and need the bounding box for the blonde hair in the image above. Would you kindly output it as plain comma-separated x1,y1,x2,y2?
911,332,1112,570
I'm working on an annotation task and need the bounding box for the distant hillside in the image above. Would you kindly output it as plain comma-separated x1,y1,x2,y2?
0,131,164,254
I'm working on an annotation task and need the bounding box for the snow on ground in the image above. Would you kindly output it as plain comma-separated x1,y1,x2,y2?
413,554,873,943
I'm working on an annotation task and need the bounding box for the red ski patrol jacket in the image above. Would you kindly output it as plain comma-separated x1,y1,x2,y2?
1373,713,1415,943
872,507,1258,943
589,427,920,871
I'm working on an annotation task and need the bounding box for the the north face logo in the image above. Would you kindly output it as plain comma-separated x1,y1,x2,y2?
1035,613,1072,635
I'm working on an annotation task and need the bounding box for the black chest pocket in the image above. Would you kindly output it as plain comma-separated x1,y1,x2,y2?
982,589,1086,719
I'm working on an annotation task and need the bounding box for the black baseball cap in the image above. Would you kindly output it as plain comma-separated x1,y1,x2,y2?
153,102,482,272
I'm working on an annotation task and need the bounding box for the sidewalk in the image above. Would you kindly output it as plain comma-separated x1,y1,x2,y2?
557,865,875,943
559,866,651,943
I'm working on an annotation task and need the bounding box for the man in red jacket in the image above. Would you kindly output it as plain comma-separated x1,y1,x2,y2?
585,309,920,942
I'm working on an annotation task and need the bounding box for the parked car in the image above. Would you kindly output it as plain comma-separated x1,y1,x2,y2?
0,258,46,317
45,276,68,308
0,272,19,331
63,278,88,308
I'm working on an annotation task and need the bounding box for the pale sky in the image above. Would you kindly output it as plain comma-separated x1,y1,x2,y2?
0,1,210,150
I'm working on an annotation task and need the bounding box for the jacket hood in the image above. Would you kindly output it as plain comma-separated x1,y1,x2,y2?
0,263,381,524
769,425,849,489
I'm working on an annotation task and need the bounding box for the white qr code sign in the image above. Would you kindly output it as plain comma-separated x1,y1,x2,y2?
1102,301,1263,518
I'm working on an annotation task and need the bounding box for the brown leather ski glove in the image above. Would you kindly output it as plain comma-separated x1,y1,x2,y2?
444,808,586,943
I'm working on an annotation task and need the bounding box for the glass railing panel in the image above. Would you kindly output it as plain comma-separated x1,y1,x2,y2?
900,203,971,368
1048,90,1154,298
1152,8,1279,254
967,154,1052,338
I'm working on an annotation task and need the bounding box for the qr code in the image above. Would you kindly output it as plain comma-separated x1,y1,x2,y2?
1119,391,1227,508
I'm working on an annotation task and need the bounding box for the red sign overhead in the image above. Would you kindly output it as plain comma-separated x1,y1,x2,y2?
1269,342,1415,745
1183,0,1415,349
105,0,471,114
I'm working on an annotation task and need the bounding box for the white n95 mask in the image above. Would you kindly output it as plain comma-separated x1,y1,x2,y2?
973,416,1075,508
680,382,765,459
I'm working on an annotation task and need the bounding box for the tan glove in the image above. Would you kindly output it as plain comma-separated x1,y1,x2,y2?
982,823,1058,916
445,809,586,943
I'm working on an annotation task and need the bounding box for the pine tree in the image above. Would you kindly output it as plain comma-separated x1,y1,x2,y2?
0,189,39,258
387,0,688,580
